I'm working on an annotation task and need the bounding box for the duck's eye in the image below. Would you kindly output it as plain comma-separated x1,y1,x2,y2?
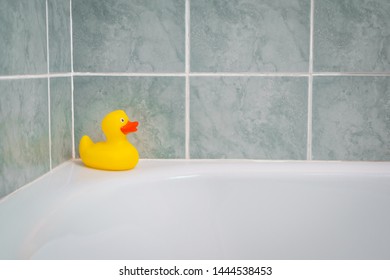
120,118,125,123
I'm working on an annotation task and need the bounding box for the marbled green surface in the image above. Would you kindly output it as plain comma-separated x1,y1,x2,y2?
72,0,185,72
0,79,49,198
50,77,72,167
0,0,47,75
312,77,390,160
190,77,308,159
191,0,310,72
314,0,390,72
48,0,71,73
74,76,185,158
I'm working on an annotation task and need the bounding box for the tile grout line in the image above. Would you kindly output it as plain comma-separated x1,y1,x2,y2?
0,73,73,80
2,71,390,80
73,72,186,77
70,0,75,159
185,0,190,160
312,72,390,76
45,0,52,170
307,0,315,161
190,72,310,77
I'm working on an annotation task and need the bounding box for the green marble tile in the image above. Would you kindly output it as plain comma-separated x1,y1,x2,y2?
0,79,49,198
50,77,72,167
190,77,308,159
72,0,185,72
74,76,185,159
191,0,310,72
312,76,390,160
0,0,47,75
314,0,390,72
48,0,71,73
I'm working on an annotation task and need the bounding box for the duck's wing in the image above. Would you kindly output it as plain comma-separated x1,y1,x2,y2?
79,135,94,159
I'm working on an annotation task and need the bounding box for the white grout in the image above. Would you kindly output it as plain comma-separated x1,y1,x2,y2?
185,0,190,159
72,72,186,77
307,0,315,161
45,0,52,170
190,72,310,77
313,72,390,76
47,73,73,77
309,0,314,75
0,73,72,80
3,71,390,81
307,75,313,160
185,0,190,75
70,0,75,159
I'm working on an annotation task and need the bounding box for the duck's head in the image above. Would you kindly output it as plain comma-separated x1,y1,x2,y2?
102,110,138,141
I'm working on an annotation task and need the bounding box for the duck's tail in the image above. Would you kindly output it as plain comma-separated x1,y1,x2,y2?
79,135,94,160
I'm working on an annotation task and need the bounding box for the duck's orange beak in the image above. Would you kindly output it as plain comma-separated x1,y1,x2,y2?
120,120,138,134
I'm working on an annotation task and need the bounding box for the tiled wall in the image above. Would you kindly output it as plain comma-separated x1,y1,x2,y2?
72,0,390,161
0,0,72,198
1,0,390,198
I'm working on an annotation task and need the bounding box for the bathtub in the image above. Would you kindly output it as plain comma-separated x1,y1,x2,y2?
0,160,389,260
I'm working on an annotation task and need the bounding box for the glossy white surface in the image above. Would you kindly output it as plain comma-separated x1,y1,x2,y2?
0,160,390,259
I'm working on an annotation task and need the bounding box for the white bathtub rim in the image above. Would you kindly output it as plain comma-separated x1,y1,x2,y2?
2,158,390,204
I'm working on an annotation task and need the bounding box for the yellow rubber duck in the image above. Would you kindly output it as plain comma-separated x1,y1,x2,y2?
79,110,139,171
